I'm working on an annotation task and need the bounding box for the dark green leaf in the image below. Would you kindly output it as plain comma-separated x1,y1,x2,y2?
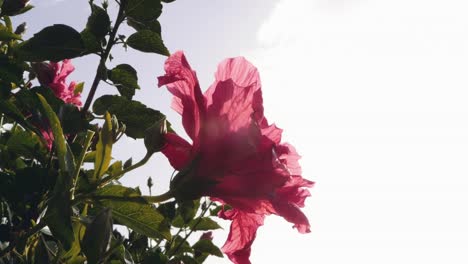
125,0,162,22
178,199,200,224
193,239,223,257
127,30,169,56
6,126,46,159
189,217,222,231
82,208,113,264
59,103,88,134
38,94,74,250
141,248,169,264
95,185,171,240
0,99,42,137
108,64,139,100
16,24,85,61
86,4,110,39
127,18,161,35
81,28,101,53
93,95,166,139
94,112,113,180
167,235,193,256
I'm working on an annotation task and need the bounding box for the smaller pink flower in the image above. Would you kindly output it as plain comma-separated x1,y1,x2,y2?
32,59,81,149
34,59,82,107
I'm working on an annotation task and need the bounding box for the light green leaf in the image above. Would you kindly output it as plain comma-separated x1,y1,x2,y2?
94,112,113,180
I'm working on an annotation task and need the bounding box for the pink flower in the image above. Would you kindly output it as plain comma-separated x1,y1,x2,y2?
34,59,82,107
158,51,313,264
32,59,81,149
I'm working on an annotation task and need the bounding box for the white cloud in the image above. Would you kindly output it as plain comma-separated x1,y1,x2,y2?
211,0,468,263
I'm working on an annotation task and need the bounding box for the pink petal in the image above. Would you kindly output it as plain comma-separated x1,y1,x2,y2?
161,132,193,170
272,200,311,234
205,57,264,128
158,51,206,143
219,208,265,264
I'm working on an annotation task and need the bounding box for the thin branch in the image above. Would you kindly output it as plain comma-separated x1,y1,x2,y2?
82,4,126,112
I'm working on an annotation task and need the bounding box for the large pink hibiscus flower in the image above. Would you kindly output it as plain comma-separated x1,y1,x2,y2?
158,51,313,264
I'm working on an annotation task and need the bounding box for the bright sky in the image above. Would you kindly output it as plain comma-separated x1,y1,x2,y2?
18,0,468,263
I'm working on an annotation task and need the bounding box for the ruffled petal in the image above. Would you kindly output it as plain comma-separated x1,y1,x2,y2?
158,51,206,143
219,208,265,264
205,57,264,130
272,199,311,234
161,132,193,170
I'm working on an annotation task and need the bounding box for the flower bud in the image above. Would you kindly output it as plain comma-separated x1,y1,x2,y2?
144,118,167,154
31,62,54,86
14,22,26,35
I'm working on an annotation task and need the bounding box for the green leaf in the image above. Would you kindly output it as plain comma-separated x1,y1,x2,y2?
167,235,193,256
95,185,171,240
178,199,200,224
94,112,113,180
86,4,110,39
127,18,161,35
108,64,140,100
93,95,166,139
127,30,169,56
189,217,222,231
0,99,42,138
0,25,20,41
81,28,101,53
193,239,223,257
37,94,75,250
37,94,70,172
16,24,85,61
82,208,113,264
59,103,88,134
125,0,162,22
6,126,46,159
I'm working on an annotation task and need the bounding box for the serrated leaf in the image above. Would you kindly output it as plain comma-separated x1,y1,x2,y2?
127,18,161,35
93,95,166,139
94,112,113,180
127,30,169,56
125,0,162,22
189,217,222,231
193,239,223,258
16,24,85,61
108,64,139,100
95,185,171,240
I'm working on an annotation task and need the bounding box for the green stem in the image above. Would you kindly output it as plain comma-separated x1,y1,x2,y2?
171,201,214,256
82,4,125,112
97,152,153,187
83,190,173,204
71,130,95,199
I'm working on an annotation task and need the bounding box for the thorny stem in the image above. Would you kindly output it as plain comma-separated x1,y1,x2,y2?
82,4,125,112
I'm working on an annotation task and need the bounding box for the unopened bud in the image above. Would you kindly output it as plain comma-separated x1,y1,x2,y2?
144,118,167,154
31,62,54,86
14,22,26,35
